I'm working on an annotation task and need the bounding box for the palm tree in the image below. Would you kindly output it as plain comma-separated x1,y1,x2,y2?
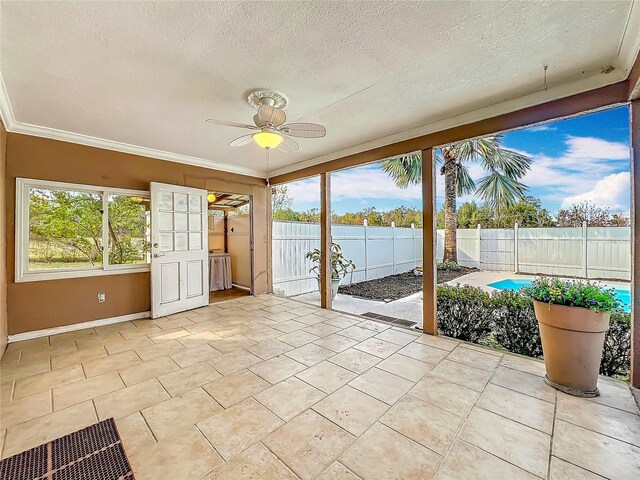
382,135,531,263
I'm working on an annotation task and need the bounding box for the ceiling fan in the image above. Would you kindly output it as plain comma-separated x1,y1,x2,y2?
205,89,326,152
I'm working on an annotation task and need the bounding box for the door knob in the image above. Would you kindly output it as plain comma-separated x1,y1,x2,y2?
153,253,165,258
153,243,159,248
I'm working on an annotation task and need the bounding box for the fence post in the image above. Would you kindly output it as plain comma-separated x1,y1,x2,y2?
514,222,519,273
476,224,481,269
411,223,416,269
363,219,369,281
391,221,396,274
582,220,588,278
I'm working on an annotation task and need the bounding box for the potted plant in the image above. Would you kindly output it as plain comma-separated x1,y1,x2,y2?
306,243,356,298
524,277,620,397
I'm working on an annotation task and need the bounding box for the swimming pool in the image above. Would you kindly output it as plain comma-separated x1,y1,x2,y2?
487,278,631,312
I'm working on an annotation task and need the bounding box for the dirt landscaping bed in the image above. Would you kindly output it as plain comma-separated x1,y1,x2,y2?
338,266,478,301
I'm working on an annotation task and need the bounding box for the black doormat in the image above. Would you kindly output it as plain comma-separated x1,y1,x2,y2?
0,418,135,480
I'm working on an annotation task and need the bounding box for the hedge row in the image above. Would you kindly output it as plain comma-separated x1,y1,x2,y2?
436,284,631,378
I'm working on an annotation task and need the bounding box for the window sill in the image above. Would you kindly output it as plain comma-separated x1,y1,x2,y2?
15,265,151,283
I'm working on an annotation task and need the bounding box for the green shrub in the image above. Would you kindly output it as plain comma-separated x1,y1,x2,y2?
436,284,493,342
523,277,620,312
600,310,631,378
437,261,461,271
492,290,543,358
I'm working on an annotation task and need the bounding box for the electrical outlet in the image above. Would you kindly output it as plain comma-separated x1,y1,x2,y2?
98,292,106,303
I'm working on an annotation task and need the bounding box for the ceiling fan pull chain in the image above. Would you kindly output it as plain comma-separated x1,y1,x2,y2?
265,147,270,186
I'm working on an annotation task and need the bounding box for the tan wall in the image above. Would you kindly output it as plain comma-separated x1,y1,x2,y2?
0,122,7,355
6,133,268,335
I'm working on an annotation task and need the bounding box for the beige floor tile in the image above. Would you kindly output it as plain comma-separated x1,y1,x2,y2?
94,378,170,420
82,350,141,378
141,387,222,441
553,419,640,479
317,462,361,480
103,337,154,355
203,370,271,408
134,339,186,361
157,362,221,396
154,317,195,330
0,390,51,430
375,353,434,382
208,349,263,375
289,306,319,317
491,366,557,403
398,341,449,365
264,409,355,480
313,385,388,436
250,355,307,384
478,383,555,434
447,345,501,372
589,379,640,414
556,392,640,446
430,359,492,392
338,325,378,342
295,313,326,326
51,346,107,370
119,356,179,386
246,338,294,360
0,381,14,404
382,395,462,455
324,316,361,329
416,334,460,352
271,319,308,333
295,361,357,394
285,343,335,367
302,323,341,338
549,456,607,480
0,359,51,384
436,440,539,480
2,401,96,459
255,377,325,421
277,330,320,347
121,324,162,339
169,344,223,368
148,327,191,343
353,338,402,359
53,371,125,410
197,398,282,460
348,367,413,405
459,407,550,478
115,412,156,457
14,364,85,399
341,422,440,480
129,428,222,480
409,374,480,417
210,335,257,354
5,337,49,353
177,331,221,348
313,334,359,353
356,320,390,333
328,349,381,374
202,443,297,480
18,344,76,365
499,354,546,377
49,329,98,347
373,329,417,347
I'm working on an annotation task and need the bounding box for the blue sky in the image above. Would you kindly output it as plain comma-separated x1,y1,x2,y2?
285,106,631,216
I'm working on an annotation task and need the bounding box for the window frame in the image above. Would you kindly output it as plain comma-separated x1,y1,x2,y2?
16,178,151,283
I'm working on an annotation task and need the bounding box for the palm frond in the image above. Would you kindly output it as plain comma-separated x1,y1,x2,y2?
381,153,422,188
456,165,475,195
482,149,532,178
475,172,528,210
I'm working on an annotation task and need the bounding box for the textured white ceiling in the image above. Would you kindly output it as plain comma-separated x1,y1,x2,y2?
1,1,638,177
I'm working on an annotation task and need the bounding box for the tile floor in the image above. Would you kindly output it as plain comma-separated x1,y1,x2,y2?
1,295,639,480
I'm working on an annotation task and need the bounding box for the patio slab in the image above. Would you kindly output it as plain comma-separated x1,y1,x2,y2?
1,294,639,479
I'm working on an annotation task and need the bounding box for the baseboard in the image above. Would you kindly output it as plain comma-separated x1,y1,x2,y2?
7,311,151,343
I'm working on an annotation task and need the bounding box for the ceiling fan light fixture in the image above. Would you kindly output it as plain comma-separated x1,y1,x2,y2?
207,193,217,204
253,130,284,149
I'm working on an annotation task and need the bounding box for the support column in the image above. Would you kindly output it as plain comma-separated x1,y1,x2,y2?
320,173,333,309
630,100,640,388
422,148,437,335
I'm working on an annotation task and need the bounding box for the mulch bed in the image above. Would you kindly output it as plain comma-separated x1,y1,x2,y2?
338,267,478,302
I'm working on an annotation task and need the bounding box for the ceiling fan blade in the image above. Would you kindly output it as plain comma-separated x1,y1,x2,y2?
277,135,299,152
257,105,287,127
229,133,255,147
206,118,257,130
279,123,326,138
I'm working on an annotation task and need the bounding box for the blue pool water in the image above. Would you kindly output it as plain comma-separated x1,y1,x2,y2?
487,279,631,312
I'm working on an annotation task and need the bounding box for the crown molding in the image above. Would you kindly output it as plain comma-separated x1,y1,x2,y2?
0,73,265,179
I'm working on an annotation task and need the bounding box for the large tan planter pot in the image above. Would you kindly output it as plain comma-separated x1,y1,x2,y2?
533,300,610,397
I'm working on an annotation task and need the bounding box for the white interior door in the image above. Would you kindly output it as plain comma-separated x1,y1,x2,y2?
227,214,252,288
151,182,209,318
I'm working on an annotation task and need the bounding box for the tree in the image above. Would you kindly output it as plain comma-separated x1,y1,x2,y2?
271,185,293,213
556,201,630,227
382,136,531,262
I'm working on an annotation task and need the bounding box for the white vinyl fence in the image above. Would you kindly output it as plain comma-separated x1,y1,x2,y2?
273,221,631,297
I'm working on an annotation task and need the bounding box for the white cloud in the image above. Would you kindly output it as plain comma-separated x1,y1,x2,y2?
561,172,630,210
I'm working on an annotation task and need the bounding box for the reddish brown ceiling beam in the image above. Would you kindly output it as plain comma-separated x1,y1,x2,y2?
271,80,629,184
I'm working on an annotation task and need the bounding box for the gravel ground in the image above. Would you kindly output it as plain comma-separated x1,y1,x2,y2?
338,267,478,301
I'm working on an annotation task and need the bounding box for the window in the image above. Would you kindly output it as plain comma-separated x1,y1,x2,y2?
16,178,150,282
